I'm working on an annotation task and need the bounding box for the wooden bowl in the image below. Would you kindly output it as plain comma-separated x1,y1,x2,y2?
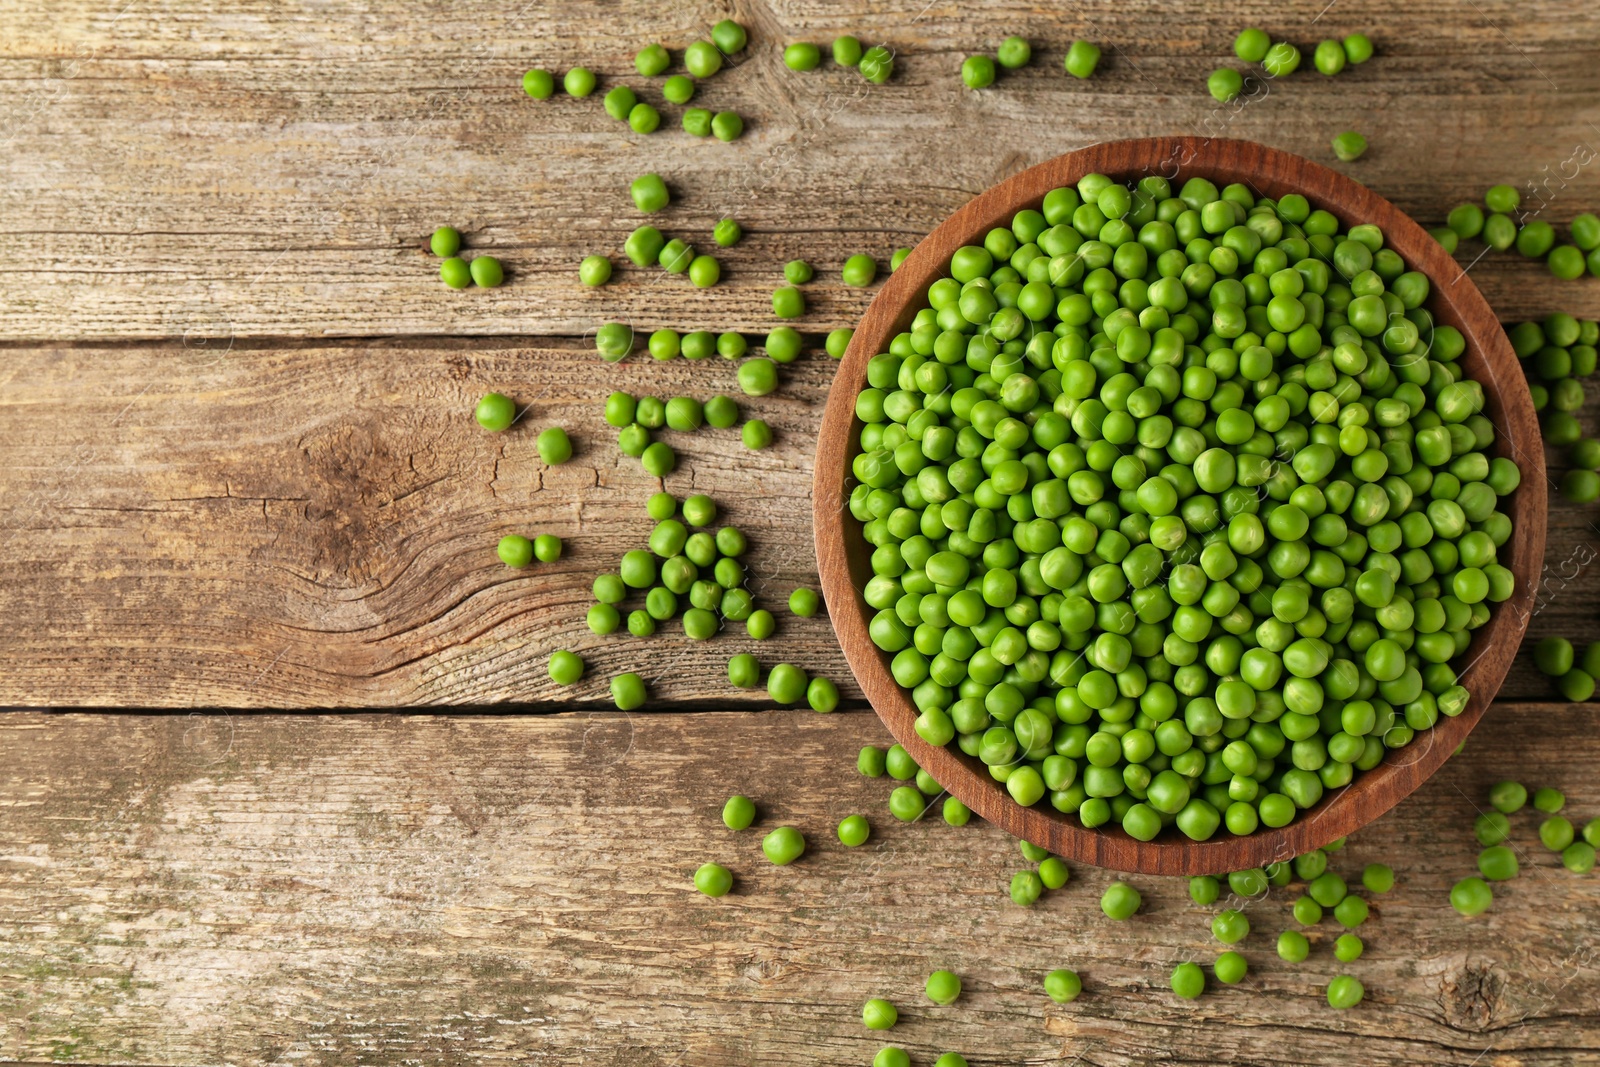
814,137,1545,876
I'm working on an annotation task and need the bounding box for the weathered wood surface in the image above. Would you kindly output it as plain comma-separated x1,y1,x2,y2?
2,1,1600,342
0,708,1596,1066
0,340,1597,709
5,0,1600,1063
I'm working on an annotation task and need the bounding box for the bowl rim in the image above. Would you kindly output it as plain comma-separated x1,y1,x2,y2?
813,136,1546,875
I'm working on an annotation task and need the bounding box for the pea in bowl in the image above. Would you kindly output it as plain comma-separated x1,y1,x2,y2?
814,137,1544,876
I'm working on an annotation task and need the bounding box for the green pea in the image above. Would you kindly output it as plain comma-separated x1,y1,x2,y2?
1331,131,1367,162
1450,875,1493,915
628,102,661,134
681,107,713,136
771,285,806,319
742,419,773,449
962,54,1003,89
1100,881,1141,919
925,969,962,1005
430,226,462,257
603,85,637,121
762,826,806,865
563,67,605,99
712,19,748,54
710,107,744,139
521,70,554,99
784,42,822,70
1327,974,1364,1009
1277,929,1310,961
547,649,583,685
859,46,894,83
532,534,561,563
720,795,757,831
831,35,864,66
595,322,635,361
630,173,669,214
842,253,879,287
1262,42,1301,76
738,358,780,396
1208,68,1244,103
1170,961,1205,999
1212,909,1249,943
1214,951,1248,984
1235,28,1271,62
579,254,613,287
439,256,472,289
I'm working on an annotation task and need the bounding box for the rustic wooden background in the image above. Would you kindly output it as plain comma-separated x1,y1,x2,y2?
2,1,1600,1063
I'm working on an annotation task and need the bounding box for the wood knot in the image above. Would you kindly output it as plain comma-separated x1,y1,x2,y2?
1439,959,1506,1032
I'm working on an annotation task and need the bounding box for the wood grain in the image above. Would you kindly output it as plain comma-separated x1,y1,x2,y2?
1,2,1598,341
0,340,1591,711
0,341,842,708
816,137,1546,874
0,706,1596,1066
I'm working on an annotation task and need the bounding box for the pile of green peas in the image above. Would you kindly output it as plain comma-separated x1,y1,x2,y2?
1507,314,1600,484
785,36,894,84
1438,185,1600,280
428,226,503,291
587,491,767,642
1532,637,1600,703
847,170,1521,844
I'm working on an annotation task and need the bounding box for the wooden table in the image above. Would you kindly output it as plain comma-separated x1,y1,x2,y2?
3,2,1599,1063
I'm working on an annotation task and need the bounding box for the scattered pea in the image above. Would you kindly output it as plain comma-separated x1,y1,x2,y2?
1326,975,1364,1009
1450,875,1493,915
610,672,646,710
1101,882,1142,920
1332,131,1368,162
1064,40,1101,79
547,649,583,685
635,44,669,77
1170,961,1205,999
693,862,733,897
925,969,962,1005
762,826,806,866
862,997,898,1030
742,418,773,449
522,69,555,99
440,257,472,289
430,226,462,257
784,42,822,71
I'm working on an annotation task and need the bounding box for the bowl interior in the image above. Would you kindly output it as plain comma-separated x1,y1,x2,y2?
814,137,1545,875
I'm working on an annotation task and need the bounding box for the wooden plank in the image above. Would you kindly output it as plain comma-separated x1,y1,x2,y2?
0,342,1595,708
1,1,1598,341
0,342,836,707
0,706,1596,1066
